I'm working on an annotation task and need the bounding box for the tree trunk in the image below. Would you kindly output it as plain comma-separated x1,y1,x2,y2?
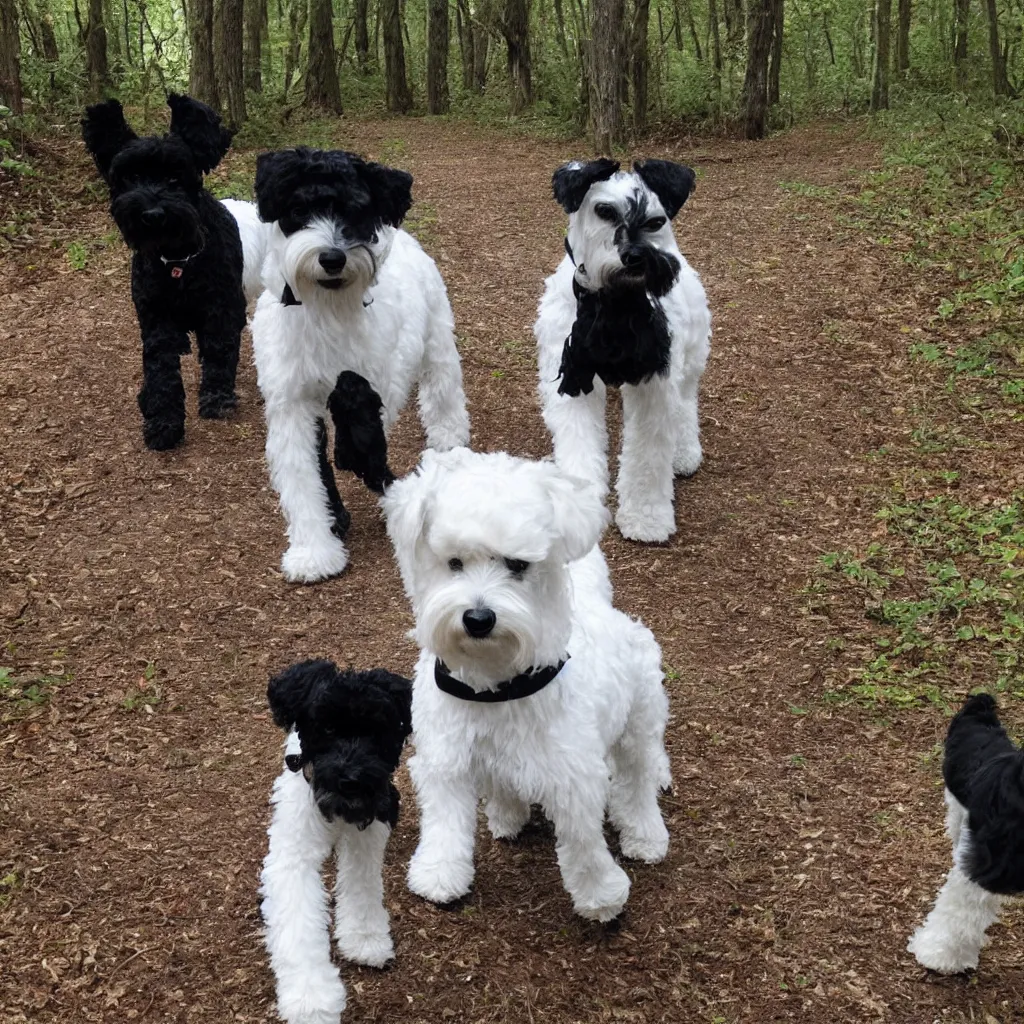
871,0,890,110
767,0,781,103
725,0,742,44
456,0,474,86
305,0,342,111
188,0,221,108
244,0,266,90
553,0,569,56
427,0,450,111
984,0,1012,94
953,0,968,85
896,0,910,70
741,0,772,138
707,0,722,77
472,0,492,91
382,0,412,110
684,0,701,57
589,0,625,151
220,0,246,122
213,0,225,100
631,0,650,130
353,0,369,68
41,12,59,60
0,0,22,113
104,0,121,66
500,0,531,112
85,0,109,99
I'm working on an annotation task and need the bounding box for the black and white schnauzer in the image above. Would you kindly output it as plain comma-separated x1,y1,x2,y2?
908,693,1024,973
242,146,469,583
82,94,247,451
261,659,412,1024
534,158,712,542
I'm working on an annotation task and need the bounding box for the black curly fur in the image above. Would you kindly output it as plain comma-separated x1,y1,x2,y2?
82,94,245,451
552,158,620,214
632,159,697,219
943,693,1024,895
315,417,352,540
328,371,395,495
268,660,412,827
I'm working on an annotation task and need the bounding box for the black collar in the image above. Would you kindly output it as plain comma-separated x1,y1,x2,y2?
434,657,569,702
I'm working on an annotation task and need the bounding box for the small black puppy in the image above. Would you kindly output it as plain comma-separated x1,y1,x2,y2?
908,693,1024,973
82,94,246,450
260,660,413,1019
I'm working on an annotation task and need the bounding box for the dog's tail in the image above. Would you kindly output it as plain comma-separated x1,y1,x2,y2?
328,372,396,496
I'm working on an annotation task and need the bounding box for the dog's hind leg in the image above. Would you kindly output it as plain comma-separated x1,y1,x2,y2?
265,397,350,582
195,306,242,420
333,819,394,968
608,638,671,863
415,302,470,451
673,331,709,478
261,772,347,1024
616,375,680,542
138,332,188,450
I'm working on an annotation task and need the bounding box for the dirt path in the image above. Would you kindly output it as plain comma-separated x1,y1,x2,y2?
1,117,1020,1023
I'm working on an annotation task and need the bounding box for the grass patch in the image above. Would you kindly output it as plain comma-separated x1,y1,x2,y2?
0,663,73,720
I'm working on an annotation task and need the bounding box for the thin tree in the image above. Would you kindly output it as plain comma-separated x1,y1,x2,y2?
500,0,532,112
984,0,1013,95
0,0,22,113
953,0,969,86
707,0,722,87
870,0,890,109
221,0,246,123
353,0,370,69
427,0,450,112
767,0,782,103
305,0,342,111
244,0,266,90
188,0,220,108
740,0,773,138
589,0,625,151
456,0,474,87
382,0,413,111
896,0,910,71
472,0,493,92
631,0,651,130
85,0,110,99
282,0,307,98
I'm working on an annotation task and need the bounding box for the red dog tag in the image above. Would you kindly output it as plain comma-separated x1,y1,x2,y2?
171,267,183,279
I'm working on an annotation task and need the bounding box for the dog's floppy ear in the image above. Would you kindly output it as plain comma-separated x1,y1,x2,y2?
254,148,304,224
82,99,137,183
541,463,609,563
376,671,413,740
632,159,696,219
552,158,620,214
354,158,414,228
267,659,336,730
167,93,234,175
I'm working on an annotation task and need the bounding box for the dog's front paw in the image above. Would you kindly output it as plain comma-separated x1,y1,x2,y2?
142,418,185,451
407,850,474,904
281,540,349,583
336,929,394,968
276,974,347,1024
618,820,669,864
198,390,238,419
907,925,978,974
673,443,703,478
615,502,675,543
570,863,631,923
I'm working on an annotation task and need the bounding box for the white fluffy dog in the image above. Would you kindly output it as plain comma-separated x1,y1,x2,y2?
222,196,270,301
260,660,412,1024
384,447,672,922
534,158,711,543
247,148,470,583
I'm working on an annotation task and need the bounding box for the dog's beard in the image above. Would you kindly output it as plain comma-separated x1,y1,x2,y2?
111,191,204,255
305,752,394,827
417,583,541,685
275,218,382,305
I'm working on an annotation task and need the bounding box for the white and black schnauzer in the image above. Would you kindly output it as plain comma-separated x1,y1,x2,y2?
908,693,1024,973
385,448,671,923
82,94,247,451
534,158,712,542
261,659,412,1024
246,146,470,583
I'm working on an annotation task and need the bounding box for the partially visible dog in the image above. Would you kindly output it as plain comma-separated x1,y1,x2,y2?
534,158,711,542
249,147,470,583
384,447,671,923
260,659,412,1024
907,693,1024,973
82,94,246,450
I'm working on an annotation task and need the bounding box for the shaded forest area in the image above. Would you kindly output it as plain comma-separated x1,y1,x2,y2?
0,0,1022,147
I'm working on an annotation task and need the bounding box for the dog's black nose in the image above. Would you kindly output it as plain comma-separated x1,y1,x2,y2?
319,249,347,274
622,246,646,269
142,207,166,226
463,607,496,638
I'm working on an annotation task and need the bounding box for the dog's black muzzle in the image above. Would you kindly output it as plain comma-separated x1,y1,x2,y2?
296,748,393,826
111,189,203,254
612,244,681,298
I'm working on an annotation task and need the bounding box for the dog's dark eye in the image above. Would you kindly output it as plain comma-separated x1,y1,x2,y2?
448,558,464,572
594,203,618,223
644,216,667,232
504,558,529,576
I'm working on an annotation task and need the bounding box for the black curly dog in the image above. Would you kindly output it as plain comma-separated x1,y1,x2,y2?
82,94,246,451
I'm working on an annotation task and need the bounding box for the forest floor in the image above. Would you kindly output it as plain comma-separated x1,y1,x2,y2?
1,113,1023,1024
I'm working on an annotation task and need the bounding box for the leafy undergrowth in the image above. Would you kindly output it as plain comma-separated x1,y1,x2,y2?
0,661,73,722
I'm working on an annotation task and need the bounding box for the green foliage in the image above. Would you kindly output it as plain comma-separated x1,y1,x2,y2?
0,664,73,720
65,240,88,270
